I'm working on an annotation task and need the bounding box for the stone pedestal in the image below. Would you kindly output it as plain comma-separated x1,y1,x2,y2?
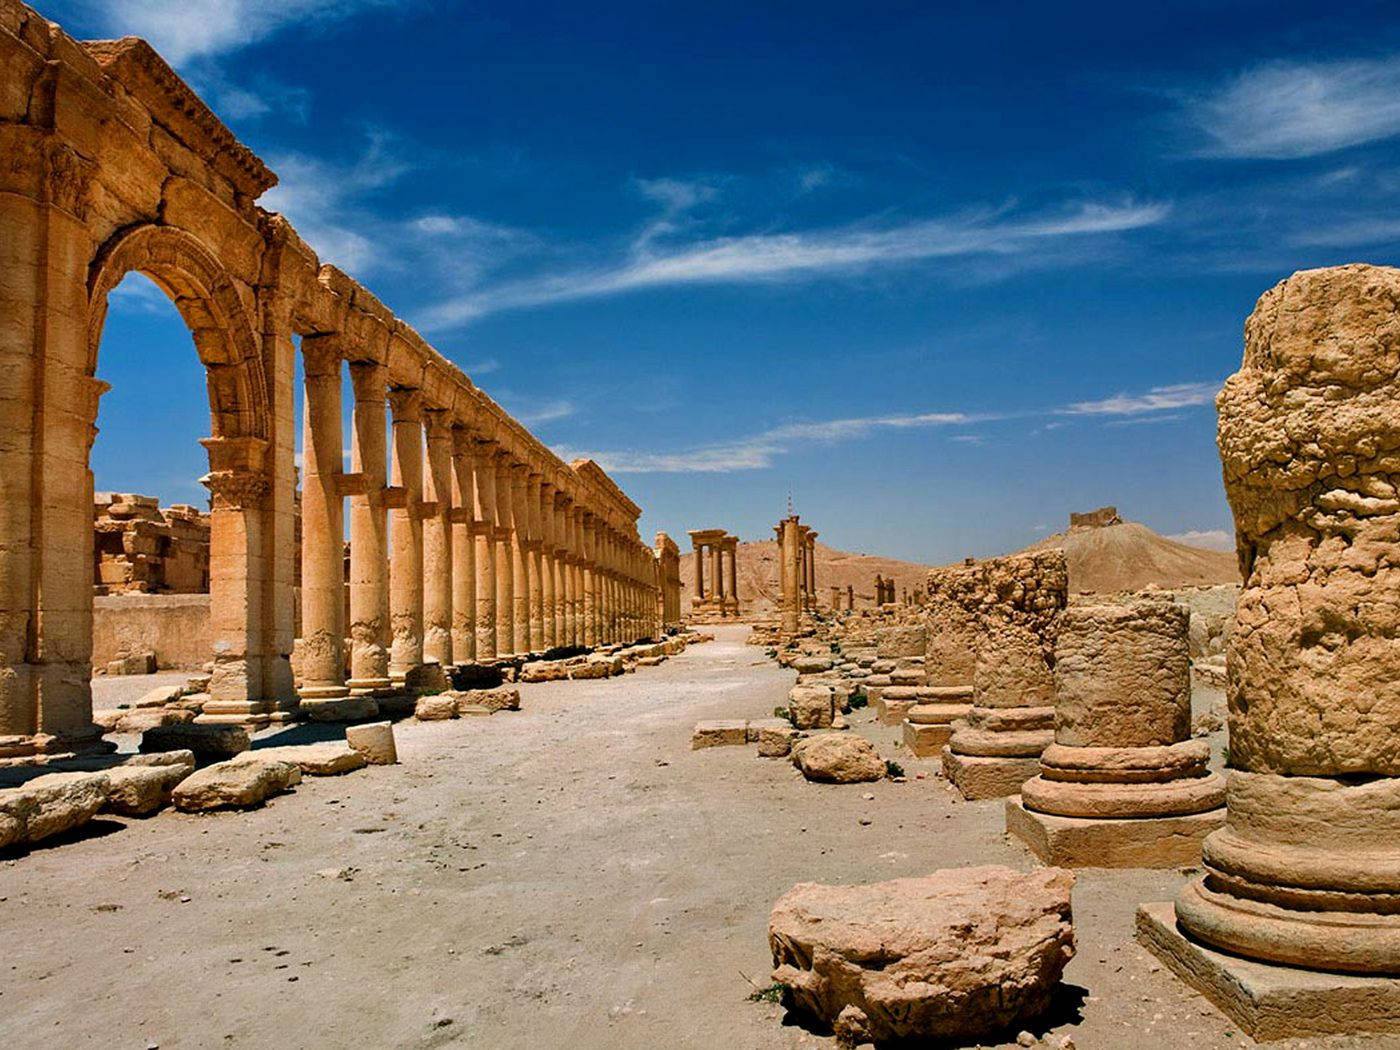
941,747,1043,801
1010,600,1224,867
901,701,970,757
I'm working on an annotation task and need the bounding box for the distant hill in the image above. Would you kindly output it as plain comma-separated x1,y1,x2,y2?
677,512,1238,617
1020,519,1239,593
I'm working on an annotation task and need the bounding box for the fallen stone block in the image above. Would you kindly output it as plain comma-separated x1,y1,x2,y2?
792,654,835,674
245,743,366,776
456,704,492,717
569,656,623,679
750,719,800,758
172,757,302,811
109,706,196,735
346,722,397,765
103,759,195,816
788,684,835,730
404,662,449,694
140,723,250,762
692,720,750,749
106,652,156,676
519,660,569,683
791,733,885,783
452,688,520,713
133,684,187,709
635,655,666,667
414,694,458,721
300,696,380,723
769,865,1076,1042
0,771,111,846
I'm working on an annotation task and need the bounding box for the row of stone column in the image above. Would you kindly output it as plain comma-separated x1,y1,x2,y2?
297,340,659,704
688,528,739,617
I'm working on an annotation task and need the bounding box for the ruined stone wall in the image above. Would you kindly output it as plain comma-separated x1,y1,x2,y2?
970,550,1068,708
92,593,211,670
94,492,210,594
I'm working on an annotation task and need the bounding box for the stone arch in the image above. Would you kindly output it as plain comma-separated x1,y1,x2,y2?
86,223,269,443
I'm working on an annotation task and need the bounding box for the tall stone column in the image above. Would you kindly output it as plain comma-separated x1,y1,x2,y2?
1135,269,1400,1032
297,338,348,700
494,454,516,657
472,437,498,660
727,539,739,615
555,492,572,645
693,537,705,601
346,361,391,695
510,463,530,655
450,427,478,664
711,543,723,604
387,388,425,684
539,480,557,650
421,409,454,669
779,516,801,640
526,472,545,652
806,532,818,607
572,508,587,645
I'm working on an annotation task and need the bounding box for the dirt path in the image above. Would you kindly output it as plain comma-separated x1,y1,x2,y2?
0,627,1370,1049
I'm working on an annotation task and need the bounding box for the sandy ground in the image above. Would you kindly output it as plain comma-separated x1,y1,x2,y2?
0,626,1377,1050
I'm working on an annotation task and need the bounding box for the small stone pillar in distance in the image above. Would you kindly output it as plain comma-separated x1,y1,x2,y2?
942,550,1066,800
1006,598,1225,867
1138,265,1400,1041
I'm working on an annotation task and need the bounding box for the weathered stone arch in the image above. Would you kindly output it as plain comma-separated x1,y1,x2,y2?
86,223,269,443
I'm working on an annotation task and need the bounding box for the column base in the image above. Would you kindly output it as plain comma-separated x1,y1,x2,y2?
0,727,115,761
347,677,395,697
298,684,350,701
902,720,954,757
1004,797,1224,868
196,698,300,728
941,746,1041,800
877,696,916,726
1136,901,1400,1040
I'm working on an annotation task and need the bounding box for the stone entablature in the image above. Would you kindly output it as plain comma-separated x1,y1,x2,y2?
687,528,739,621
0,5,661,757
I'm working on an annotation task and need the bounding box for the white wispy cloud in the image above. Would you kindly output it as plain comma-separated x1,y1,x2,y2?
81,0,410,64
1166,528,1234,552
560,380,1216,474
422,196,1168,327
1184,55,1400,159
1061,381,1220,416
497,396,575,426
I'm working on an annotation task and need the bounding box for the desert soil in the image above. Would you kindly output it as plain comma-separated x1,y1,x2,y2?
1,626,1368,1049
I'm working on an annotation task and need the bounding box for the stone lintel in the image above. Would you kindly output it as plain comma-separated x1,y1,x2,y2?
1135,901,1400,1040
336,471,368,496
1004,797,1222,868
382,485,409,510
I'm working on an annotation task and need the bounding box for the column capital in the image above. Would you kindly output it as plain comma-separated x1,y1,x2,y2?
347,359,387,402
300,333,343,377
387,386,423,420
422,406,454,440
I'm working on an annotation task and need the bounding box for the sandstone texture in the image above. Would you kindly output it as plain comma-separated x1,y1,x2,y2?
769,865,1076,1042
791,733,884,783
691,720,749,749
140,723,250,761
453,688,520,713
413,695,457,721
172,757,301,811
103,756,196,815
246,744,366,776
788,684,835,730
0,771,110,847
346,722,398,765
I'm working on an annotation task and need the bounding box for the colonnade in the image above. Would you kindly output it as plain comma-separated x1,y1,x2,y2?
298,347,662,708
654,532,682,628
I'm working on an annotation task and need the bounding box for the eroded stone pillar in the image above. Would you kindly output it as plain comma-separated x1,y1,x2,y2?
582,513,598,646
494,454,516,657
539,479,557,650
526,472,545,652
1168,265,1400,975
297,339,348,700
943,550,1066,800
1010,598,1225,867
387,388,425,683
422,409,454,669
346,361,391,695
450,427,478,664
779,516,802,640
510,462,530,655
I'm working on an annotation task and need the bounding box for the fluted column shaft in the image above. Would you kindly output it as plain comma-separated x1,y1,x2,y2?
347,361,391,693
450,428,478,663
422,410,454,669
298,339,348,699
388,388,425,682
473,437,498,660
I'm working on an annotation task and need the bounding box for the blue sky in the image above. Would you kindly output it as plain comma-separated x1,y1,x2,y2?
57,0,1400,562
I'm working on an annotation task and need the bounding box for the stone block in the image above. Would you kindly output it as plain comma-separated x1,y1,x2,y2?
102,758,195,815
346,722,397,765
1136,902,1400,1040
139,722,249,762
0,771,110,846
941,747,1041,800
792,733,885,783
877,696,916,726
1004,797,1223,868
691,720,749,749
755,723,800,758
245,744,366,776
414,694,457,721
452,688,519,713
106,651,157,676
456,704,492,717
788,685,834,730
902,720,954,757
172,757,301,811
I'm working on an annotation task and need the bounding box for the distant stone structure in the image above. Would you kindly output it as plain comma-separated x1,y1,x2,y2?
654,532,681,628
1069,505,1122,529
687,528,739,621
94,493,210,594
774,515,814,639
942,550,1068,800
1007,598,1225,866
874,574,896,606
1139,265,1400,1038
